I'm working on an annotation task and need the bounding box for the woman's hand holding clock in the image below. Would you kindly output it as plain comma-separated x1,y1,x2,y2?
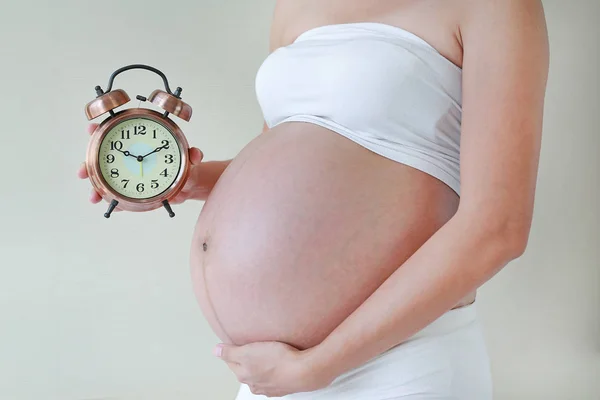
77,123,205,210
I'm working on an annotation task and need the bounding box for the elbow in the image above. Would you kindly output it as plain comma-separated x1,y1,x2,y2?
482,220,530,264
498,223,530,259
459,210,532,261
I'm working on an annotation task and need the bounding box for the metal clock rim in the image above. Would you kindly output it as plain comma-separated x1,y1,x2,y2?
86,108,191,213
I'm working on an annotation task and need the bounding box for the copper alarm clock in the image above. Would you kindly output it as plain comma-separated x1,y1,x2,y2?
85,64,192,218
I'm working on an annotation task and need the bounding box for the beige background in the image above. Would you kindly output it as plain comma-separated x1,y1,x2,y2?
0,0,598,399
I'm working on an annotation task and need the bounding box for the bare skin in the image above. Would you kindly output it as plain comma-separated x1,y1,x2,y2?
79,0,479,350
217,1,547,397
193,0,476,350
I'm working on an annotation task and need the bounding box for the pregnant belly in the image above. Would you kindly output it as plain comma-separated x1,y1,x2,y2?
190,122,460,350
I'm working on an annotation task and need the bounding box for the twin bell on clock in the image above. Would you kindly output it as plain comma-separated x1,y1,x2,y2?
84,64,192,219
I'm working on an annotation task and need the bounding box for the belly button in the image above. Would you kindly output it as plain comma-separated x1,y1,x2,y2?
202,231,211,252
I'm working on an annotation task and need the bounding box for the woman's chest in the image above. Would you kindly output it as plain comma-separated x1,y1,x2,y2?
274,0,463,68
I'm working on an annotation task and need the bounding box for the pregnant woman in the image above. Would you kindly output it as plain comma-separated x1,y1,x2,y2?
79,0,549,398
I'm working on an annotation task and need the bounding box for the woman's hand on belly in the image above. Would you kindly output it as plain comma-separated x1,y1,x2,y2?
214,340,333,397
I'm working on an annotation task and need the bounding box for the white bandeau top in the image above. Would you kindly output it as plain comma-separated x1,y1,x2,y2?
255,22,463,195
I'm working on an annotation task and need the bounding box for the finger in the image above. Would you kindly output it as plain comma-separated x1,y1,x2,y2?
215,343,241,363
222,361,246,382
169,195,185,205
189,147,203,165
89,189,102,204
249,385,264,396
77,162,89,179
87,123,99,135
230,364,250,384
225,361,243,379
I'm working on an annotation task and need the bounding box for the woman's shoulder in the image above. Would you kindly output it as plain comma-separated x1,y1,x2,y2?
268,0,466,66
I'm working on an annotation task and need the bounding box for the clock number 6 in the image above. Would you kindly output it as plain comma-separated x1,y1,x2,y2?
136,183,145,193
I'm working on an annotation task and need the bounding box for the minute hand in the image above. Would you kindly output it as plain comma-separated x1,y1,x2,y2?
141,145,168,159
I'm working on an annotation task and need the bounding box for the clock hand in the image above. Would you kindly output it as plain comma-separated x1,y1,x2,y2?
114,147,139,160
141,144,168,160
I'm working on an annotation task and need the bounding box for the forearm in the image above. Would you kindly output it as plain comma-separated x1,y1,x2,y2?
188,121,267,201
306,210,525,380
189,159,232,201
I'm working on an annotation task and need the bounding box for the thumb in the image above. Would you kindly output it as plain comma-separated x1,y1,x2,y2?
189,147,204,165
214,343,240,363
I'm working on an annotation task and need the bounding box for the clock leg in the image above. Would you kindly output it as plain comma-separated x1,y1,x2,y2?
162,200,175,218
104,199,119,218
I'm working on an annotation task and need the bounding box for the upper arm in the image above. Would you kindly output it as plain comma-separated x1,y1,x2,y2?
268,1,288,52
457,0,549,246
261,3,287,134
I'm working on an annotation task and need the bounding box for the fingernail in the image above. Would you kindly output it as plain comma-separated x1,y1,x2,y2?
213,343,223,357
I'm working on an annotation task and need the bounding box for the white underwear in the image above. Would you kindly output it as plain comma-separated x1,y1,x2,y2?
234,302,492,399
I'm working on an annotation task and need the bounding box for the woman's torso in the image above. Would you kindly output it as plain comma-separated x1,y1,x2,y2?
190,0,474,350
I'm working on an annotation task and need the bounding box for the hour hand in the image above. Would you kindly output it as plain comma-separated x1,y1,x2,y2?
115,147,139,160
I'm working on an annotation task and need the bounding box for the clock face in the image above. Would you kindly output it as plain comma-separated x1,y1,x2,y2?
98,117,182,199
